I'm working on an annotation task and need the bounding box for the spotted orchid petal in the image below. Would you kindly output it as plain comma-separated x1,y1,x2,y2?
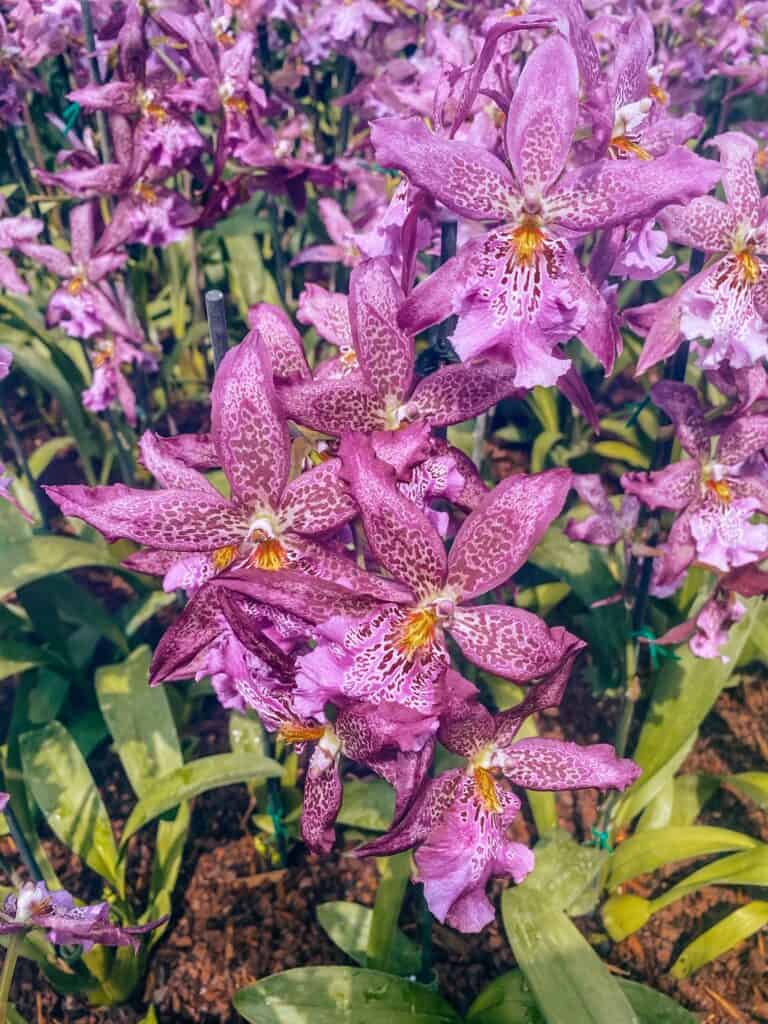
278,376,383,434
621,461,700,511
449,605,585,683
659,196,737,252
138,431,222,496
716,415,768,465
301,744,343,854
339,432,446,599
297,284,353,349
211,331,290,510
406,360,522,427
447,468,572,602
247,303,309,381
371,116,520,223
505,34,579,200
349,257,414,404
278,458,357,535
492,738,640,792
712,131,761,228
650,381,712,457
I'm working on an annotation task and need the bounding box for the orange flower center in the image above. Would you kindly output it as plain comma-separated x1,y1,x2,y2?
211,543,239,572
705,477,732,504
736,248,761,284
510,215,546,265
611,135,653,160
278,722,326,744
394,607,438,657
224,95,249,114
474,766,502,813
67,275,85,296
92,341,115,368
135,181,158,204
247,536,287,571
648,83,669,105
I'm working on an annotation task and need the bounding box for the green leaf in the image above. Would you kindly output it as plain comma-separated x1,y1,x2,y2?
316,900,420,976
613,733,697,830
635,774,720,832
337,779,395,832
27,436,74,478
233,967,461,1023
145,801,191,940
501,900,638,1024
511,829,607,915
223,234,281,319
467,971,696,1023
95,646,182,797
529,526,616,605
530,431,563,473
670,901,768,978
607,826,760,890
725,771,768,809
602,895,653,942
20,721,123,894
0,535,117,600
366,853,413,974
629,600,759,787
229,710,268,758
0,642,53,682
592,441,650,468
122,591,176,637
119,752,281,847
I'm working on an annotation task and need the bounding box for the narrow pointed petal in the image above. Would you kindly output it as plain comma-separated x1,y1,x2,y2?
650,381,711,456
437,687,494,758
397,240,486,336
138,431,222,495
406,360,521,427
301,747,343,854
294,539,413,604
247,303,309,381
278,377,383,434
149,588,222,685
712,131,761,227
449,605,584,683
558,365,600,430
621,461,699,510
297,284,352,349
447,469,572,601
144,432,218,469
548,149,722,234
366,740,436,827
349,258,413,403
339,433,446,597
494,738,640,792
371,116,519,222
716,415,768,464
220,569,386,624
44,483,247,549
505,35,578,197
354,771,461,858
658,196,736,251
278,459,357,534
211,332,290,509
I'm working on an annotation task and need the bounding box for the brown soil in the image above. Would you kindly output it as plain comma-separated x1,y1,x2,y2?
3,672,766,1024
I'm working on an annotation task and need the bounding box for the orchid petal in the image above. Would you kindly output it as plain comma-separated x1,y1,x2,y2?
716,415,768,465
247,303,309,381
621,461,700,511
301,746,343,854
349,257,413,403
138,431,223,495
278,377,383,434
712,131,761,227
278,458,357,535
297,284,352,349
651,380,712,456
494,738,640,792
407,360,521,427
658,196,737,252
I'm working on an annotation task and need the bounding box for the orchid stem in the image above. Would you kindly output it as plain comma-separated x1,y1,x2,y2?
79,0,113,166
5,804,43,884
0,932,22,1024
417,886,433,985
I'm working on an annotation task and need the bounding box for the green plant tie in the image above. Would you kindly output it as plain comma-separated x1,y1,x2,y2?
63,101,81,132
624,394,651,426
266,777,288,867
589,827,613,852
631,628,681,670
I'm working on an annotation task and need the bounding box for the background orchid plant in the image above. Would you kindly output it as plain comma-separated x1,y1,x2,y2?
2,1,768,1022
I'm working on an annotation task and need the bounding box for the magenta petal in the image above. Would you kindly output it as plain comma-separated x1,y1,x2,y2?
278,377,383,434
355,771,460,859
406,360,521,427
658,196,736,251
211,332,290,509
650,381,711,457
447,469,572,601
144,432,218,470
339,432,446,598
549,148,722,234
371,116,519,222
278,459,357,535
149,587,223,685
712,131,761,227
449,605,583,683
247,303,309,381
301,746,343,854
138,431,222,495
397,240,485,336
621,461,700,511
44,483,246,549
505,34,578,198
437,690,495,758
717,415,768,464
220,569,385,625
495,738,640,792
349,258,413,404
297,284,353,349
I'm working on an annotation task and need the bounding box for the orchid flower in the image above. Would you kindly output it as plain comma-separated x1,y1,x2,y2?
0,201,43,293
355,678,639,932
46,329,375,597
636,131,768,373
622,381,768,587
566,474,641,547
0,883,164,951
294,434,583,718
371,35,720,387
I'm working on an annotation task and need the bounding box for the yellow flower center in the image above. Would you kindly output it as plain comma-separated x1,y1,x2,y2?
247,536,287,571
510,215,546,265
67,275,85,296
611,135,653,160
224,95,249,114
705,477,732,503
395,607,438,657
648,83,669,105
211,543,239,572
92,341,115,368
135,181,158,204
278,722,326,744
474,766,502,813
735,247,761,284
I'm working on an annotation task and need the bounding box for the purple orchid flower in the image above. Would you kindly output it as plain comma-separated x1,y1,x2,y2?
0,202,43,293
622,381,768,588
294,433,583,719
371,35,720,387
45,331,360,593
19,203,141,342
566,474,641,547
0,793,8,812
636,131,768,374
0,882,165,952
355,679,639,932
0,346,12,380
291,198,362,269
